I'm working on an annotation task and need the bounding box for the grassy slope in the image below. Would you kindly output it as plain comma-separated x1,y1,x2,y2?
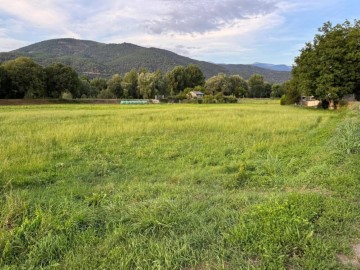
0,103,359,269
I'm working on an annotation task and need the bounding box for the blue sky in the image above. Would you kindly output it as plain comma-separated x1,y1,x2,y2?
0,0,358,65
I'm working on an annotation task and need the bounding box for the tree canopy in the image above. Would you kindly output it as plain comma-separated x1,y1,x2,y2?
292,20,360,101
2,57,46,98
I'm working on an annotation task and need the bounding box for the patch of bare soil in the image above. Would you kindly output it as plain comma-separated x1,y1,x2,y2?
337,244,360,268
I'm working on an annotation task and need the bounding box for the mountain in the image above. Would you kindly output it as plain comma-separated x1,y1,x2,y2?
252,62,292,72
0,38,291,83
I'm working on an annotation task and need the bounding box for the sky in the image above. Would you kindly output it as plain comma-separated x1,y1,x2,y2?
0,0,358,65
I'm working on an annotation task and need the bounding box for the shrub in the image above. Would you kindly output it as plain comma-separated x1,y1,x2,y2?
97,89,116,99
280,95,286,105
61,91,73,99
224,95,238,103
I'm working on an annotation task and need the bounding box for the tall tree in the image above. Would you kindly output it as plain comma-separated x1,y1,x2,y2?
107,74,123,98
292,20,360,102
228,75,248,97
2,57,46,98
271,84,285,98
184,64,205,88
205,73,230,95
138,71,156,99
0,65,10,98
248,74,265,98
90,78,107,98
122,69,138,98
165,66,187,96
45,63,80,98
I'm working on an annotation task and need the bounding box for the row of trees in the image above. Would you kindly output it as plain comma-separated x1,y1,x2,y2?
0,57,285,100
282,20,360,105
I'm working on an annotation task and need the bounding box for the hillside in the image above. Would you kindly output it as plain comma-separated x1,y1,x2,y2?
0,38,290,83
252,62,292,72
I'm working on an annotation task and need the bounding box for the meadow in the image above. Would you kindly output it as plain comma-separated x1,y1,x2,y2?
0,102,359,269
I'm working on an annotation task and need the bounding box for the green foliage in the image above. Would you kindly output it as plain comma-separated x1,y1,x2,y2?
45,63,80,98
97,89,116,99
0,65,10,98
2,57,46,98
205,73,248,97
280,94,287,105
79,78,92,98
107,74,123,98
283,80,301,104
165,66,187,96
248,74,266,98
90,78,107,98
228,74,248,97
121,69,138,98
223,95,238,103
61,91,73,99
271,83,286,98
184,64,205,88
292,20,360,101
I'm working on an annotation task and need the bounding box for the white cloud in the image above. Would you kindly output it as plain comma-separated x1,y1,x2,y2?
0,0,350,64
0,0,66,28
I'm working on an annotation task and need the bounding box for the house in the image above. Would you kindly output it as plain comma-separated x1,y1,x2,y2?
188,91,204,99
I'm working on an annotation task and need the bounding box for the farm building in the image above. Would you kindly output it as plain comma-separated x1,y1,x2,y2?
188,91,205,99
300,96,320,107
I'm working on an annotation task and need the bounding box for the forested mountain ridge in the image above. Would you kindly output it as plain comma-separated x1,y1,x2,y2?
0,38,290,83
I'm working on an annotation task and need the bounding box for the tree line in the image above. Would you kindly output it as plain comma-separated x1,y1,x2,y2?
0,57,286,100
281,20,360,106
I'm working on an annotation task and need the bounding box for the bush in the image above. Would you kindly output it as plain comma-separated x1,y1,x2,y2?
97,89,116,99
61,91,73,100
280,95,286,105
224,95,238,103
203,95,217,104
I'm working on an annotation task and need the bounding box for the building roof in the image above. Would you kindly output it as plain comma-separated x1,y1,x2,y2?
191,91,204,95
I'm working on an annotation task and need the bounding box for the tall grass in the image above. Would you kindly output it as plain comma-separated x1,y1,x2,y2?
0,103,359,269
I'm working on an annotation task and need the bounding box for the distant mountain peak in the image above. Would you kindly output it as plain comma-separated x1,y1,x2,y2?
252,62,292,72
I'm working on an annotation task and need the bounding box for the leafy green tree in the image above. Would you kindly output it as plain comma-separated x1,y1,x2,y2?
248,74,265,98
264,83,272,98
90,78,107,98
45,63,80,98
184,64,205,88
97,88,116,99
292,20,360,102
271,84,285,98
122,69,138,98
0,65,10,98
165,66,187,96
2,57,46,98
283,80,301,104
205,73,231,95
138,71,156,99
153,70,168,97
228,75,248,97
79,78,92,98
107,74,123,98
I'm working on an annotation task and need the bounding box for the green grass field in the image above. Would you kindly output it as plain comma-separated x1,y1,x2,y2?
0,103,359,269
